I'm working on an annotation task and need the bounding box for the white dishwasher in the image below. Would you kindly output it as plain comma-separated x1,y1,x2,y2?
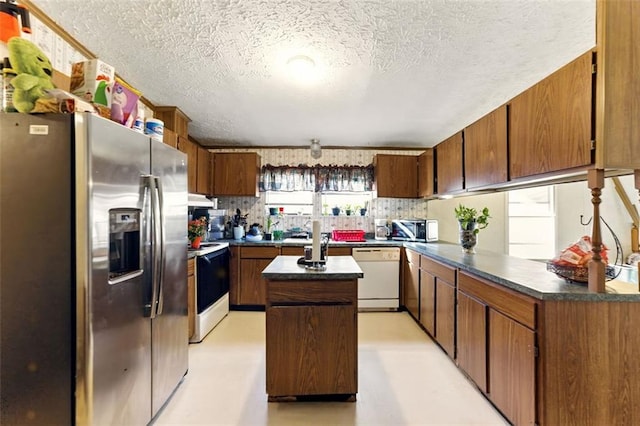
352,247,400,311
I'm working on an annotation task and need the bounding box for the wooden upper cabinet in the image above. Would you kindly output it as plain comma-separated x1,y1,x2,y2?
374,154,418,198
595,1,640,169
162,127,178,149
213,152,260,196
154,106,191,139
177,136,197,193
509,51,593,179
464,106,508,189
435,131,464,195
418,149,434,198
196,145,212,195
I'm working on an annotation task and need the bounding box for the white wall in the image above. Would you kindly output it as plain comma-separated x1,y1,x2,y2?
555,174,638,263
427,192,508,254
426,173,639,261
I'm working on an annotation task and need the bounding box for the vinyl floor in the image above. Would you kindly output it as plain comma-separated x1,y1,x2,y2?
153,311,508,426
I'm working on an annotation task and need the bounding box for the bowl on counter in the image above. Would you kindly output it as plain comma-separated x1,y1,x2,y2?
245,234,263,242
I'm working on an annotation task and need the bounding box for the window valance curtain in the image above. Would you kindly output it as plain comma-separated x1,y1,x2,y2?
259,164,374,192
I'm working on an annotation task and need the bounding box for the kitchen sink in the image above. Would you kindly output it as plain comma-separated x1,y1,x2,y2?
282,238,311,244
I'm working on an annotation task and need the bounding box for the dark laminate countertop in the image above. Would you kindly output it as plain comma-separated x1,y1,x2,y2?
404,242,640,302
216,238,404,248
262,255,364,281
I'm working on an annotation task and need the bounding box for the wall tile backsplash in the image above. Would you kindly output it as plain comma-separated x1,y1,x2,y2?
209,147,427,233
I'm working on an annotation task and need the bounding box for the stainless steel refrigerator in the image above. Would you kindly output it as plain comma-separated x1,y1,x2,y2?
0,113,188,425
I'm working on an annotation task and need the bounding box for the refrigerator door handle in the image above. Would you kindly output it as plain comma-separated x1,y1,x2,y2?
147,175,162,319
141,175,157,318
154,176,166,316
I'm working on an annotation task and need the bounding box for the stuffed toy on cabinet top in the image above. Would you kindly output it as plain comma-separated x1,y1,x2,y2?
7,37,55,113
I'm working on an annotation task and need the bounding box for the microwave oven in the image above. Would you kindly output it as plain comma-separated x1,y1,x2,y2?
391,219,438,242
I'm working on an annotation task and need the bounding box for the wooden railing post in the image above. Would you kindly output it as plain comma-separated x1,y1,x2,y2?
636,170,640,291
588,169,606,292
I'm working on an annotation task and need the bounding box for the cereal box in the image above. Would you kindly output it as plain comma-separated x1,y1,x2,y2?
69,59,115,109
110,78,141,126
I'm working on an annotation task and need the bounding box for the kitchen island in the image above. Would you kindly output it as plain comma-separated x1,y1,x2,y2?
262,255,363,401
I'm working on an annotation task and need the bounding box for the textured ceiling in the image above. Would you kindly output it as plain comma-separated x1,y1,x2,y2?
32,0,595,148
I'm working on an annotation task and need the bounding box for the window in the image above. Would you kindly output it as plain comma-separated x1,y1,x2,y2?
265,191,314,215
321,192,372,215
508,186,555,260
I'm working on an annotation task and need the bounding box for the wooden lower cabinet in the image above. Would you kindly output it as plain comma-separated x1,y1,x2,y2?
266,279,357,398
418,256,457,358
435,279,456,358
280,246,303,256
418,256,640,426
403,249,420,320
456,291,487,392
266,304,356,396
328,246,352,256
239,258,272,305
187,258,195,339
419,269,435,335
237,246,280,307
488,309,536,426
458,270,537,426
232,246,353,308
228,246,240,305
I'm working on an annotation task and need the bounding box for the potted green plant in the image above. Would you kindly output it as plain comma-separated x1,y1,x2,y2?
332,206,341,216
188,217,207,248
264,216,274,240
454,204,490,253
344,204,352,216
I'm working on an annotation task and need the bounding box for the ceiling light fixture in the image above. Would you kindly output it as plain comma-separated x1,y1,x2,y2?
310,139,321,159
286,54,317,84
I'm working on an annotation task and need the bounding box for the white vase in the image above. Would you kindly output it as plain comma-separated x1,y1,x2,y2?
233,226,244,240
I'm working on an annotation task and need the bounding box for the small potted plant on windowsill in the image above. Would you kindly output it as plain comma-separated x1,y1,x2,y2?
332,206,341,216
264,216,275,240
344,204,353,216
454,204,490,254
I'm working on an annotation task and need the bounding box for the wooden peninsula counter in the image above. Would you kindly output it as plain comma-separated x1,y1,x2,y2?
262,255,363,401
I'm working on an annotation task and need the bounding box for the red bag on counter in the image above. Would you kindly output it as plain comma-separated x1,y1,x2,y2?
552,235,609,266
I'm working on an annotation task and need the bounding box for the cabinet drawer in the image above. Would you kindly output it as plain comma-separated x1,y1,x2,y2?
267,280,357,305
405,248,420,266
241,246,280,259
280,246,303,256
328,246,352,256
458,271,537,330
187,258,195,276
420,256,456,284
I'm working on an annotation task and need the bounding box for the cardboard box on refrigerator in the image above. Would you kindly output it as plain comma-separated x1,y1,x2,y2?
69,59,115,117
110,78,141,127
